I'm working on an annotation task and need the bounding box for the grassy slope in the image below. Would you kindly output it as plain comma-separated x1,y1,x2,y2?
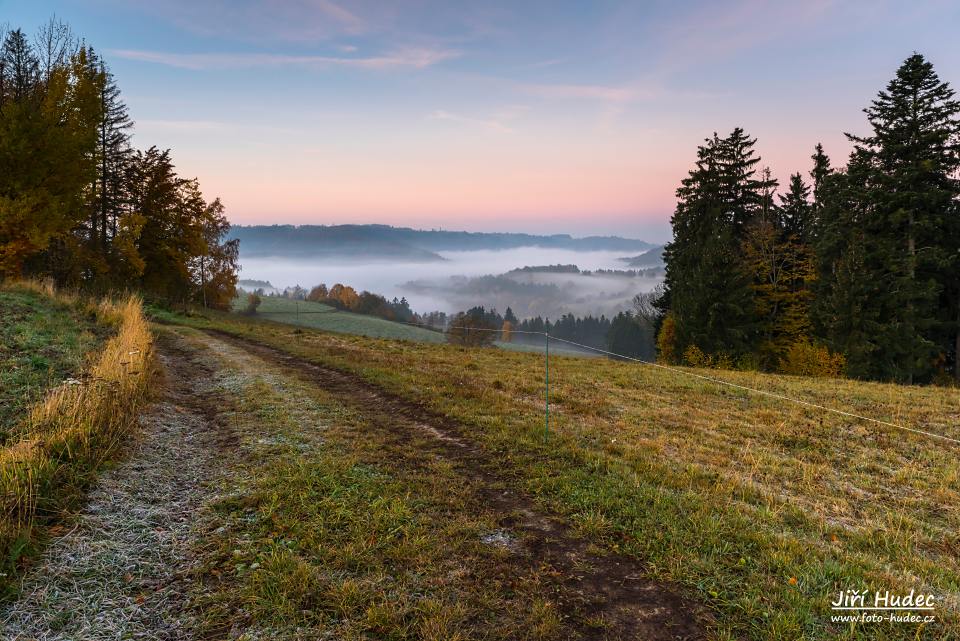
233,295,445,343
161,308,959,640
233,295,598,356
0,287,107,441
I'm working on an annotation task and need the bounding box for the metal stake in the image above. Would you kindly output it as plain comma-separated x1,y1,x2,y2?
545,332,550,439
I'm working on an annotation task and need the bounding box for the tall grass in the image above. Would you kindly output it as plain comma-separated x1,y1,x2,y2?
0,287,153,589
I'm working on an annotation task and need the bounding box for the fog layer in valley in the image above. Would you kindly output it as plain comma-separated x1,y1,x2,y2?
239,247,663,319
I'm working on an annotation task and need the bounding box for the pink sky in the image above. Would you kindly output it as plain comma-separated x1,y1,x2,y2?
13,0,958,241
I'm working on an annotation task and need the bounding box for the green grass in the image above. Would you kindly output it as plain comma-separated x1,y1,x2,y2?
232,295,597,357
163,308,960,640
0,287,108,442
233,295,446,343
174,327,577,640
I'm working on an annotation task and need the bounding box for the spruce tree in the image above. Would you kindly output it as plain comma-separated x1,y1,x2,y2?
810,144,831,207
779,173,812,241
845,53,960,382
661,129,767,361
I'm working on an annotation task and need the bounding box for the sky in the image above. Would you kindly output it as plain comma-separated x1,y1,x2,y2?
3,1,960,242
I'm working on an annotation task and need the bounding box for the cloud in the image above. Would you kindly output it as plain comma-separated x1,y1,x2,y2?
521,83,641,103
136,119,230,132
120,0,369,43
428,109,516,133
109,47,459,71
656,0,837,65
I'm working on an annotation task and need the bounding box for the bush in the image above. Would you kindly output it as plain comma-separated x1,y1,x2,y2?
683,344,710,367
779,340,845,378
446,313,496,347
656,314,680,364
244,292,262,315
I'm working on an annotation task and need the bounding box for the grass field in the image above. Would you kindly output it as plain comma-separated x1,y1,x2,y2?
163,307,960,640
232,295,601,357
233,295,446,343
0,284,108,442
169,326,620,640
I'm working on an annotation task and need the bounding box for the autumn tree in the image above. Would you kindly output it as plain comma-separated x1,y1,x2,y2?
447,311,496,347
0,31,100,277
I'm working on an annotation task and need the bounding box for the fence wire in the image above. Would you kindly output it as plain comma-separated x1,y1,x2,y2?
257,306,960,446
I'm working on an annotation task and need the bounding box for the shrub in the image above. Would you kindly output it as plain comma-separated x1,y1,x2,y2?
683,344,710,367
244,292,262,315
656,314,680,364
779,340,846,378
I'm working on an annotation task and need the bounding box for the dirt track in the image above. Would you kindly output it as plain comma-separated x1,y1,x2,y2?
0,334,233,640
207,329,708,641
1,327,707,640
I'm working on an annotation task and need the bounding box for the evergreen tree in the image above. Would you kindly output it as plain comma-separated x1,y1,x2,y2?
842,53,960,382
91,51,133,274
0,29,39,103
606,312,654,360
809,143,832,213
779,173,813,241
661,128,769,360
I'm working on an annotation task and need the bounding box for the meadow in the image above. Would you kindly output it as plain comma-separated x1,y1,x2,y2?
162,307,960,640
233,294,446,343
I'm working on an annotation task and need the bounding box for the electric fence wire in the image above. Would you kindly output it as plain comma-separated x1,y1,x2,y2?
268,308,960,446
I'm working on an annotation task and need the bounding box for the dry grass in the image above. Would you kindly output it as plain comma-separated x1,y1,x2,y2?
0,286,153,594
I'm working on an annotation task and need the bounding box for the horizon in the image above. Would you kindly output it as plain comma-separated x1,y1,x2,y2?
228,221,657,242
5,1,960,242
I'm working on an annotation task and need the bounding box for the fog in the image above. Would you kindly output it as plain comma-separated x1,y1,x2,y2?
239,247,663,319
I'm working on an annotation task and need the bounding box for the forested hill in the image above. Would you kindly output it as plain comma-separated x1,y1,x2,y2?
229,224,653,258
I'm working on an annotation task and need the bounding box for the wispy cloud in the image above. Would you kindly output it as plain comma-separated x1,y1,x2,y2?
136,119,230,132
429,110,512,133
109,47,459,71
122,0,369,43
521,83,641,103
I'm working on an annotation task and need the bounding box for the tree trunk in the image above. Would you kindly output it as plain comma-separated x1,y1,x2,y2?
200,254,207,309
956,299,960,383
907,211,915,385
100,114,108,252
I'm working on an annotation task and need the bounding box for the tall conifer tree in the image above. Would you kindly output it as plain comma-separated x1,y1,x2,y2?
661,129,769,360
844,53,960,382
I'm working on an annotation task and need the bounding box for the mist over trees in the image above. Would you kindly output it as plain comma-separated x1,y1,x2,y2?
0,19,237,308
657,54,960,384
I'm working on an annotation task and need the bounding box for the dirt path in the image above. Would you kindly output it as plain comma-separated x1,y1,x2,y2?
0,334,234,641
208,329,709,641
1,327,707,640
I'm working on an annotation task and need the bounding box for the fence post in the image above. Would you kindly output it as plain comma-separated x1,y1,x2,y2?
544,332,549,439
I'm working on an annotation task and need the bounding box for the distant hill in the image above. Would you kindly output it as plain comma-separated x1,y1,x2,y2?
619,244,665,268
230,224,653,259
